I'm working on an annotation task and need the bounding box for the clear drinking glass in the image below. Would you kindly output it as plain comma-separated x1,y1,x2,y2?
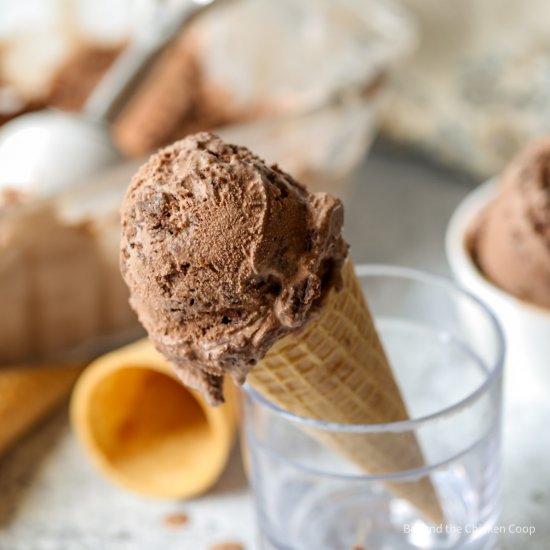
240,265,505,550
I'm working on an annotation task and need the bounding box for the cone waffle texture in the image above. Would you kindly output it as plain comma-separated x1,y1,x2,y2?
248,261,444,524
0,363,83,456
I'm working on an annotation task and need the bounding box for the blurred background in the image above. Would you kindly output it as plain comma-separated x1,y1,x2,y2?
3,0,550,177
0,1,548,549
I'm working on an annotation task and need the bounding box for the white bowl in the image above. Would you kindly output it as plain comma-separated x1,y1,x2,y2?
446,181,550,401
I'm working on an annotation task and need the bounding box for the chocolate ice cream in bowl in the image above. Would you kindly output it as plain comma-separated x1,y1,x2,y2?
447,137,550,393
0,0,415,197
112,0,415,195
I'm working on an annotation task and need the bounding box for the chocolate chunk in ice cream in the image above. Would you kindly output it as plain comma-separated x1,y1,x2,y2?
120,133,348,403
469,137,550,309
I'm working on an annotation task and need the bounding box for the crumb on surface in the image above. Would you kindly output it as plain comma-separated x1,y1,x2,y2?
163,512,189,527
208,542,244,550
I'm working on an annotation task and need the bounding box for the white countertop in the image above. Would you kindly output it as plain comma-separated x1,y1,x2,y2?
0,144,547,549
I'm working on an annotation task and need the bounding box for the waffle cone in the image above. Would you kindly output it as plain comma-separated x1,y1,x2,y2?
247,261,444,524
0,363,84,456
71,340,237,499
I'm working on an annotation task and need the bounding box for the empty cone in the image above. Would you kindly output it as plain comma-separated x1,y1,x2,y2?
0,363,84,456
247,261,444,524
71,339,237,499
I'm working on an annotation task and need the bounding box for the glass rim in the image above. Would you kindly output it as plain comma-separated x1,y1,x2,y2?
243,263,505,434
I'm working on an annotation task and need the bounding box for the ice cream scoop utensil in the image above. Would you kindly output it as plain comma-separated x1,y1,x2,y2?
0,0,223,194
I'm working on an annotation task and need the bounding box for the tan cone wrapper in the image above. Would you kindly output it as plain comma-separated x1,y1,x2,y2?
71,339,237,499
248,261,444,524
0,363,84,456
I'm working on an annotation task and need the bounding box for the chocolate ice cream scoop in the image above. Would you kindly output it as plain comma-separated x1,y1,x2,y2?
120,132,347,403
469,137,550,309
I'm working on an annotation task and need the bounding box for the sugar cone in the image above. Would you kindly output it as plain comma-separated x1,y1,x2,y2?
71,339,237,499
247,261,444,524
0,363,84,456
